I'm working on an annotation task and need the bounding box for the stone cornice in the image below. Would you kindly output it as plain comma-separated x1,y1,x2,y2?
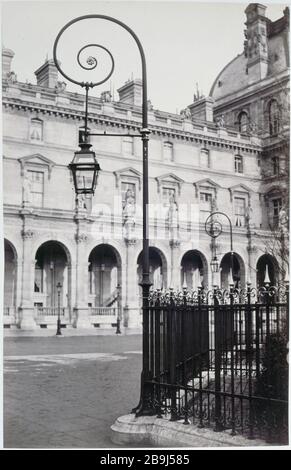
2,95,262,153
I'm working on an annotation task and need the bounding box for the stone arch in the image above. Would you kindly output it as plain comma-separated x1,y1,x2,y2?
34,240,72,309
137,246,168,290
220,251,246,288
256,254,279,287
180,249,208,289
32,235,73,266
4,238,18,312
88,243,122,308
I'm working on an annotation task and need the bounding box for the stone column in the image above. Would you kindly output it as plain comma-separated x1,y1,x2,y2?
247,245,258,286
74,232,91,328
20,228,36,329
63,262,68,308
170,240,181,290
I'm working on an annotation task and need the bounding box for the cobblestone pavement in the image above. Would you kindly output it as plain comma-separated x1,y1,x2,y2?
4,334,143,449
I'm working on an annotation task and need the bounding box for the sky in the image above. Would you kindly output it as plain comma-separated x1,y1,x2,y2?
1,0,288,113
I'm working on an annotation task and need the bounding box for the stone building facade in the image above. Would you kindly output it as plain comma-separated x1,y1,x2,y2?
2,4,289,330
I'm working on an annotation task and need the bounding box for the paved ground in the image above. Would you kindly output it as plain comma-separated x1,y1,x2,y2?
4,334,143,449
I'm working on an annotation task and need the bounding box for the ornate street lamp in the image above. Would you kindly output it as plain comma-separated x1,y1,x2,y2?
56,281,62,336
69,142,100,195
210,256,220,273
53,15,151,415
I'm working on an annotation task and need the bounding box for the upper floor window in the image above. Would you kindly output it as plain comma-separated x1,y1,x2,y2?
123,136,134,156
27,170,44,207
238,112,249,134
163,142,174,162
272,198,282,227
162,187,175,207
121,182,136,207
30,119,43,141
200,191,212,210
234,155,243,174
234,197,246,227
272,156,280,175
200,148,210,168
269,100,280,136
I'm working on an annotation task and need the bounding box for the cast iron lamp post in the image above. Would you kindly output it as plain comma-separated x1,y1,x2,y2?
53,15,151,415
205,211,234,285
56,281,62,336
116,283,122,335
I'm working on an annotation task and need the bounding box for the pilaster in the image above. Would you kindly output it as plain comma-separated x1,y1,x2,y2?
19,227,36,329
124,239,140,328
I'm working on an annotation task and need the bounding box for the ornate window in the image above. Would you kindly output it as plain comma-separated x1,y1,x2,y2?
200,191,213,210
30,118,43,141
121,182,136,207
200,148,210,168
234,197,246,227
238,112,249,133
268,100,280,136
272,197,282,227
272,156,280,175
162,187,176,207
123,136,134,156
163,142,174,162
234,155,244,174
27,170,44,207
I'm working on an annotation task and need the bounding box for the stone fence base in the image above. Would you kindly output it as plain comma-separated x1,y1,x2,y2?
111,414,266,448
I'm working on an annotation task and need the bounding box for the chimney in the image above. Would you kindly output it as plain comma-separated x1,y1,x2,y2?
117,79,142,106
34,59,58,88
244,4,269,83
188,96,214,122
2,48,15,78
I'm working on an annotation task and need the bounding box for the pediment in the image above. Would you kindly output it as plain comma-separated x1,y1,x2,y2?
229,183,252,194
18,154,55,178
114,167,142,189
156,173,184,194
193,178,221,189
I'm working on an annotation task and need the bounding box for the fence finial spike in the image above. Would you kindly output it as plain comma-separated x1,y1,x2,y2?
264,264,271,285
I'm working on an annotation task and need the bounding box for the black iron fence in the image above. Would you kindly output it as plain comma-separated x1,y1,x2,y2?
140,283,289,444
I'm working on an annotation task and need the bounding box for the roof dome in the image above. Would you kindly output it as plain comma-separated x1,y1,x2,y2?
210,53,249,101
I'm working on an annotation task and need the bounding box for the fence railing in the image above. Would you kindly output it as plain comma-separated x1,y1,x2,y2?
90,307,116,316
141,283,289,444
35,307,66,316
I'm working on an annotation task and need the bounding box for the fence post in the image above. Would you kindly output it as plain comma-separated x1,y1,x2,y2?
229,283,236,435
214,286,223,432
169,287,177,421
155,289,162,418
182,286,190,425
198,285,204,428
246,282,254,439
264,281,272,442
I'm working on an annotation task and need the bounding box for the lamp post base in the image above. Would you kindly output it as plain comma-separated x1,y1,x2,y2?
116,318,121,334
56,318,62,336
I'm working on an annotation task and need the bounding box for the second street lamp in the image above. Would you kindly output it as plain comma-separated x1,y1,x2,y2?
56,281,62,336
205,211,234,285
